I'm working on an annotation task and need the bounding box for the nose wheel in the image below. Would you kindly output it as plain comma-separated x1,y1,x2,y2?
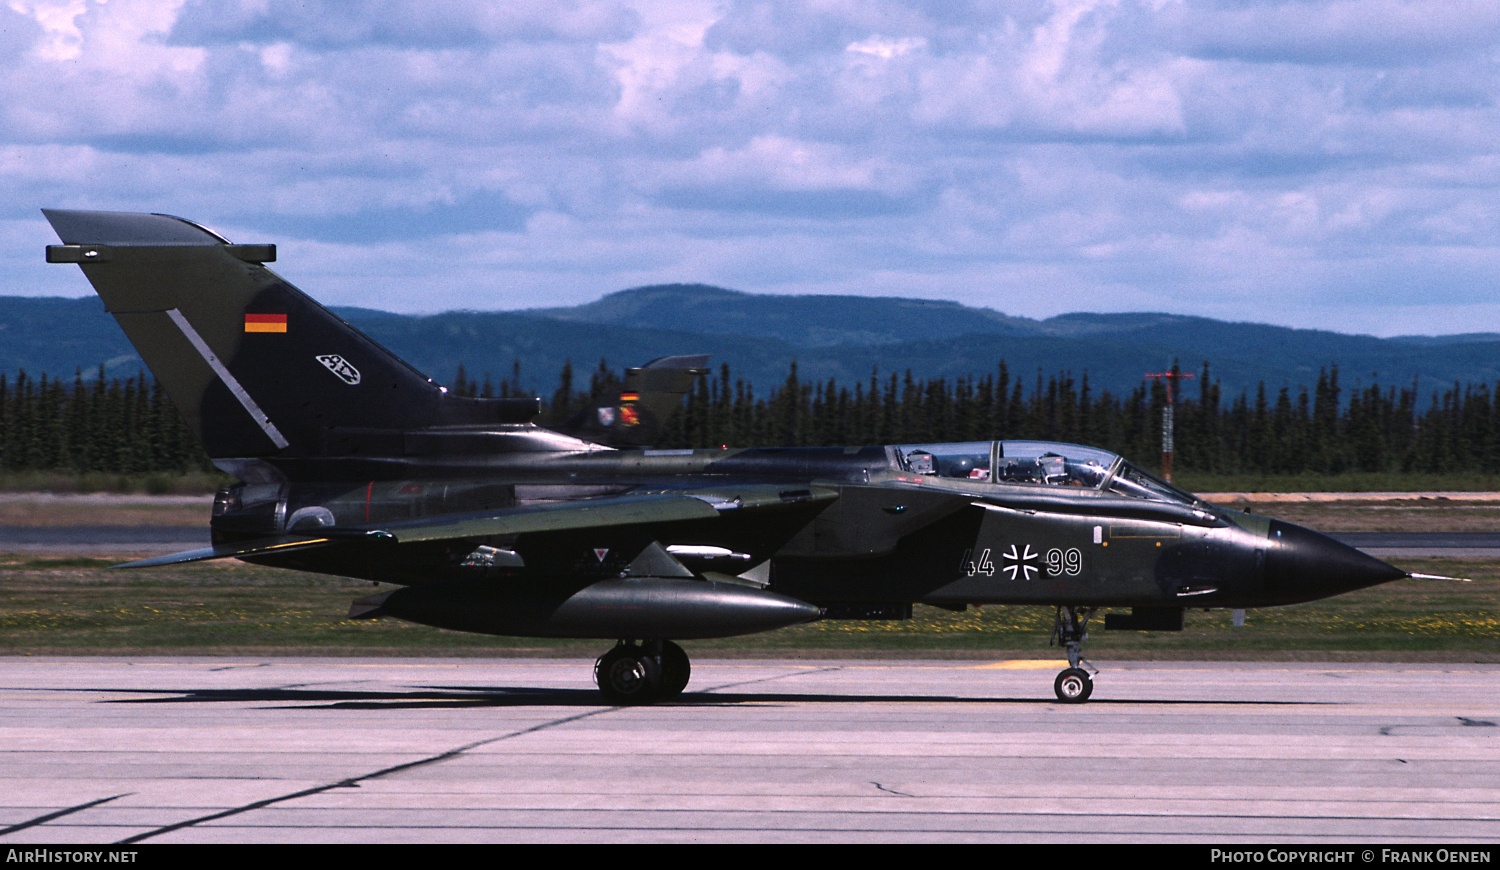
1051,605,1097,703
1054,667,1093,703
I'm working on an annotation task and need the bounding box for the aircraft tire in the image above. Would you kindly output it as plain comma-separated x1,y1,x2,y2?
1054,668,1093,703
657,641,691,700
596,645,662,704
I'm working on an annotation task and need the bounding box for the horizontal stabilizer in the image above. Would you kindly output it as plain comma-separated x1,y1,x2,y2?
113,535,339,569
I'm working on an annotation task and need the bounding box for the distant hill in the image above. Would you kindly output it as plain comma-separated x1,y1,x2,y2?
517,285,1500,401
0,296,144,381
3,286,1497,404
527,283,1041,346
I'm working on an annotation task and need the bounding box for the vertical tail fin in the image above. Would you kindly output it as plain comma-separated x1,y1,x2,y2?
43,209,535,462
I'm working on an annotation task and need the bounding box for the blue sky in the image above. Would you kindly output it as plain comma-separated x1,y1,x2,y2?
3,0,1498,336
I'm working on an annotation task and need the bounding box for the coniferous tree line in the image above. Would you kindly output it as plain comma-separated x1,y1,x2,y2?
485,359,1500,477
2,360,1497,478
0,367,209,477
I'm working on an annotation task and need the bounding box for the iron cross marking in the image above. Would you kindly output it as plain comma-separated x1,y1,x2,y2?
1002,544,1039,581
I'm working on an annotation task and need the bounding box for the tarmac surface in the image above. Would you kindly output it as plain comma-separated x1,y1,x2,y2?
0,657,1496,844
1332,532,1500,560
0,526,207,553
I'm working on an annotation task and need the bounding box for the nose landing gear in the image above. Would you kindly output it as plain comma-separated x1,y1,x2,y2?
1051,605,1096,703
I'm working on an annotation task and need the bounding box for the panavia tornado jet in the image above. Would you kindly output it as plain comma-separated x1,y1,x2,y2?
45,209,1421,703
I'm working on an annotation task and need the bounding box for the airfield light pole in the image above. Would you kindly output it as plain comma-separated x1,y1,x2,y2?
1145,369,1193,483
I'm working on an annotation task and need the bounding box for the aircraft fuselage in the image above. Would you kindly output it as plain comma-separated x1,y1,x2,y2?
215,438,1400,619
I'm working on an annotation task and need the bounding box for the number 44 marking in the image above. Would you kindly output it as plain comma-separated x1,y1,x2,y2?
959,548,995,577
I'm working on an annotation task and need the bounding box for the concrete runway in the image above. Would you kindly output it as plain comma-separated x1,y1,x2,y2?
0,657,1496,844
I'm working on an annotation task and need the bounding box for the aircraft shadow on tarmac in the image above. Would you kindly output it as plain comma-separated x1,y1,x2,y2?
78,685,1320,709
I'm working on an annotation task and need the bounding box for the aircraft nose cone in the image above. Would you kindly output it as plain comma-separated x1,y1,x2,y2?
1262,520,1406,605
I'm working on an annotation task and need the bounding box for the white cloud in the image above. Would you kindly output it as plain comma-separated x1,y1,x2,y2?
846,36,925,60
8,0,85,61
4,0,1500,336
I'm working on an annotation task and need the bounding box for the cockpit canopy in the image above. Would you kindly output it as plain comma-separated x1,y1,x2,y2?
895,440,1198,506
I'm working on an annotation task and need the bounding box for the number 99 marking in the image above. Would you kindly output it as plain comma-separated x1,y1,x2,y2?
1045,547,1083,576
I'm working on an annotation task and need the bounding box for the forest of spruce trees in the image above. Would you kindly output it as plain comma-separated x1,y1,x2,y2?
1,359,1496,482
456,357,1498,477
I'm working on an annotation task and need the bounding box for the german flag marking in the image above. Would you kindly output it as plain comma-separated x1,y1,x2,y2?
245,313,287,333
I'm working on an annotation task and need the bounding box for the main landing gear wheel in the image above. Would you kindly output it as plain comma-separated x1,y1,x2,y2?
595,643,661,704
1054,668,1093,703
656,640,691,700
594,640,691,704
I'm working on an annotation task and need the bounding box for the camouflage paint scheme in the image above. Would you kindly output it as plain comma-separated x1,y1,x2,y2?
44,210,1408,703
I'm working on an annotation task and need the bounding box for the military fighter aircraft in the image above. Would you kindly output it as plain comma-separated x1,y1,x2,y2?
44,209,1422,704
